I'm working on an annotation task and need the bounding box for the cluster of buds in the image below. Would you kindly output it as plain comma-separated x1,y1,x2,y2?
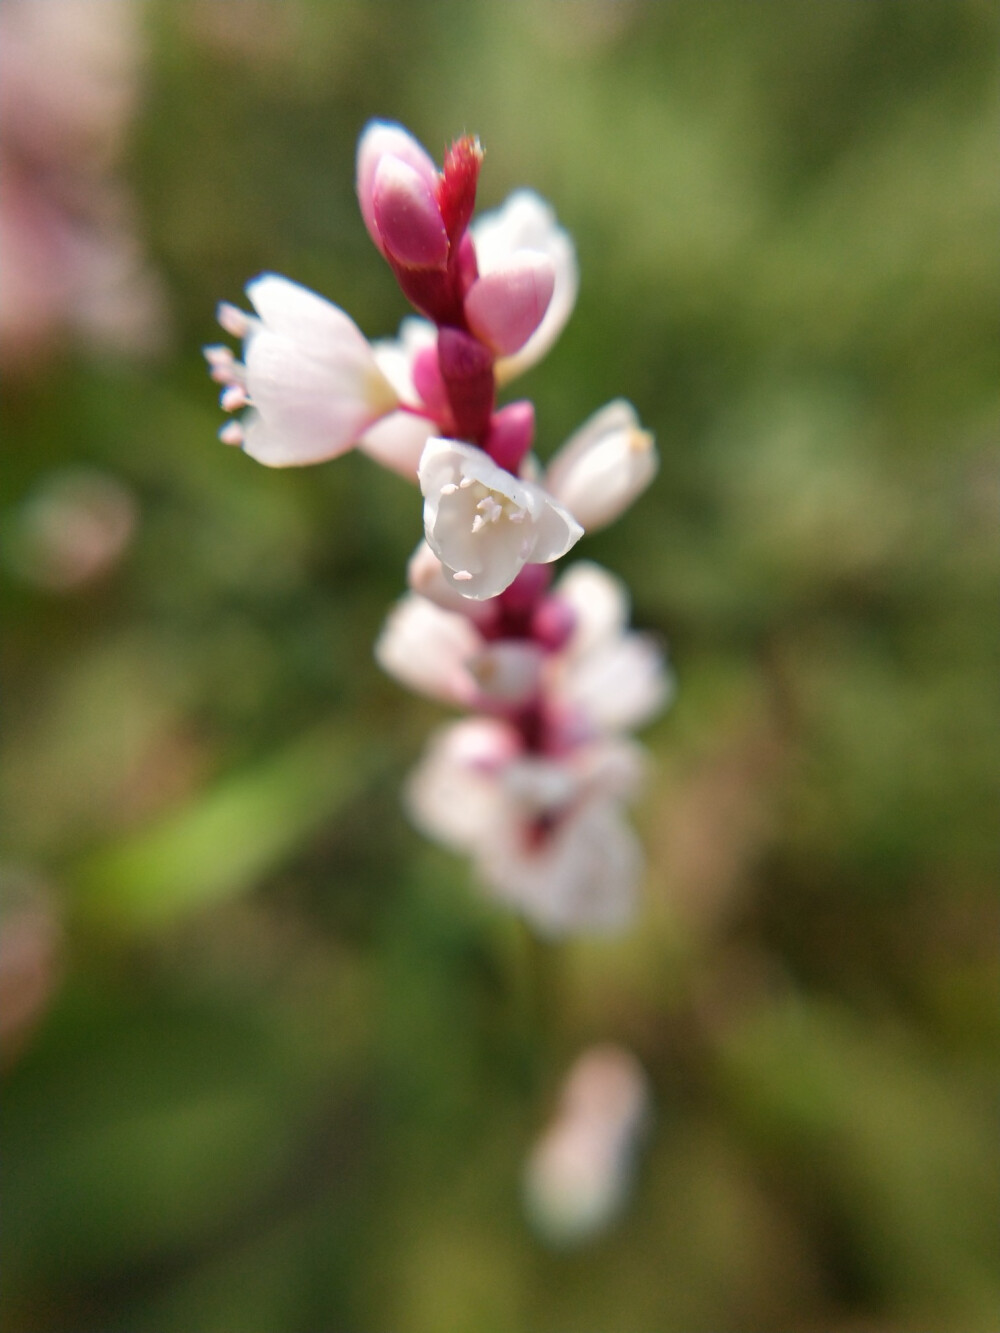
207,121,670,933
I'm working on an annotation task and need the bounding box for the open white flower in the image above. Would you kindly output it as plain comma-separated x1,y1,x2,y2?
208,274,399,467
471,190,578,384
418,437,582,600
545,400,658,531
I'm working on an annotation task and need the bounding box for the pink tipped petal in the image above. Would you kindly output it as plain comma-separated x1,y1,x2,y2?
372,156,449,270
464,252,555,356
471,191,578,382
356,120,440,255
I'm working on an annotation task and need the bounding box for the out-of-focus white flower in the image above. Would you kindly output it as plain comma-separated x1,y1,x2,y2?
549,561,674,738
418,437,583,600
375,595,482,707
207,274,399,467
471,190,578,384
406,720,646,935
376,592,544,709
524,1044,650,1245
545,400,657,531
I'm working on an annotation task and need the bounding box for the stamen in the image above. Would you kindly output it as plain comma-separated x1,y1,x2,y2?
459,476,475,489
217,303,250,338
471,515,486,534
440,482,459,496
219,421,245,446
221,384,248,411
453,569,474,581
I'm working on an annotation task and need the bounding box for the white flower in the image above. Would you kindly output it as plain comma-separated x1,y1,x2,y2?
418,437,583,600
545,400,657,531
524,1045,650,1246
406,720,646,936
471,190,578,383
208,274,399,467
550,561,674,737
375,591,543,708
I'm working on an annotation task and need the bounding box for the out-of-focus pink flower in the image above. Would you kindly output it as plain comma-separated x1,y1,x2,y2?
206,275,399,467
524,1044,650,1244
418,438,583,600
545,400,658,531
0,0,164,370
2,468,137,592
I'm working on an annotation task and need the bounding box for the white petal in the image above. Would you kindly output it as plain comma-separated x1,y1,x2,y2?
370,317,436,402
242,327,393,466
562,634,672,735
405,719,518,852
359,410,432,480
555,561,630,658
472,190,578,383
246,274,371,355
374,594,481,705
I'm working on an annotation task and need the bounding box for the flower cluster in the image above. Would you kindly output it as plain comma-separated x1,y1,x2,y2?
207,121,670,933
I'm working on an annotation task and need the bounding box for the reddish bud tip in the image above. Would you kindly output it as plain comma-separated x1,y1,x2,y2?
437,135,483,243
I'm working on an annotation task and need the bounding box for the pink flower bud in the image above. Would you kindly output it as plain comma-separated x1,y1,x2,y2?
484,400,535,474
464,251,555,356
372,156,449,270
356,120,440,257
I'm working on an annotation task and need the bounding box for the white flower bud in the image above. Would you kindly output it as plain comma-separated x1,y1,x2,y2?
545,400,657,531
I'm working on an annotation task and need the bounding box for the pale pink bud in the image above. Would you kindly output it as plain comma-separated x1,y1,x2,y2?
372,156,449,270
464,251,555,356
472,192,578,384
356,121,440,257
484,400,535,474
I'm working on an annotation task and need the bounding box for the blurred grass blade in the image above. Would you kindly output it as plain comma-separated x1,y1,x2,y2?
72,725,382,931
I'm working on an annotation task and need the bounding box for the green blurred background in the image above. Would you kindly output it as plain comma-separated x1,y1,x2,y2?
2,2,997,1330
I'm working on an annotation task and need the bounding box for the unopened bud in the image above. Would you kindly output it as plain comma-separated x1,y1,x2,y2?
464,251,555,356
372,156,449,270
